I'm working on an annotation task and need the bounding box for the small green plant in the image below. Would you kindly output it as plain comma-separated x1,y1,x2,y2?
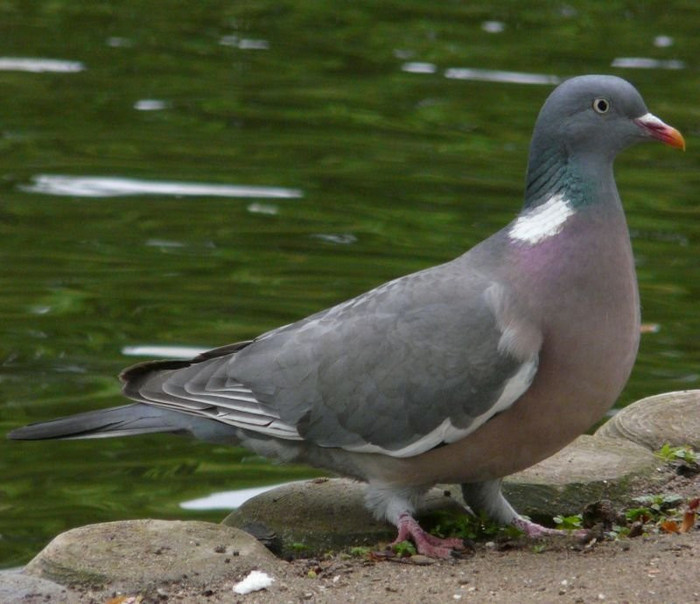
595,493,700,540
627,493,683,522
608,523,630,539
348,546,371,558
553,514,583,531
655,443,698,464
625,506,650,523
431,511,522,541
290,542,310,552
392,540,417,557
622,493,684,536
617,494,699,537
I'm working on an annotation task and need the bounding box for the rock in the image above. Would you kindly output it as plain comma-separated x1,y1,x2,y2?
503,435,664,522
223,477,466,558
596,390,700,450
24,519,282,591
0,569,79,603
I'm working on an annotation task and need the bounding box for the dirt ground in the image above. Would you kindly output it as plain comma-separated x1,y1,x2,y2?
84,530,698,604
78,470,699,604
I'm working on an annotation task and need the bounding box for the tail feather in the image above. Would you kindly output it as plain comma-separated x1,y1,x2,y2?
119,340,252,399
8,341,256,443
7,403,183,441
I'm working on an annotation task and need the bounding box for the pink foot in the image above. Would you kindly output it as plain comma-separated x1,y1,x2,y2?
513,516,587,539
391,513,465,558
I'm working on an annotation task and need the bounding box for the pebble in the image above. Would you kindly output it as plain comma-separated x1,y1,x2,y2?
409,555,435,566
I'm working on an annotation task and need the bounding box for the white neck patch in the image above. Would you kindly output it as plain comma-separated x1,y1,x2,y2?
508,192,574,244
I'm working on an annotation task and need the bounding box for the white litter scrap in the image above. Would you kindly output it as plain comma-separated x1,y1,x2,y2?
233,570,275,595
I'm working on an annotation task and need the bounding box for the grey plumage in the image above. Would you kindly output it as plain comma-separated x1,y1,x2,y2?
9,75,685,557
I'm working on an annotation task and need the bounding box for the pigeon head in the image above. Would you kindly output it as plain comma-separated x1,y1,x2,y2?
533,74,684,159
525,74,684,206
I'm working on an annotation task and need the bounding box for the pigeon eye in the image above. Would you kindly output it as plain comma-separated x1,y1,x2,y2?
593,98,611,114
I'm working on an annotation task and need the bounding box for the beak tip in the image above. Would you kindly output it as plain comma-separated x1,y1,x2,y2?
671,132,686,151
665,127,687,151
635,113,685,151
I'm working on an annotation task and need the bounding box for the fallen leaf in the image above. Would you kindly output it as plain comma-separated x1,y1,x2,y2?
680,511,695,533
659,520,680,534
680,499,698,533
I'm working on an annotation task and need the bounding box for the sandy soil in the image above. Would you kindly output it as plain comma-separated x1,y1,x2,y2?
81,530,697,604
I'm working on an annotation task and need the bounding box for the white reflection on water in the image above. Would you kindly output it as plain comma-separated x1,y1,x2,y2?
0,57,85,73
219,35,270,50
653,35,674,48
444,68,560,85
611,57,685,70
247,202,279,215
122,345,210,359
481,20,505,33
106,36,134,48
311,233,357,245
145,239,186,248
180,482,300,510
401,62,438,74
134,99,168,111
20,175,304,199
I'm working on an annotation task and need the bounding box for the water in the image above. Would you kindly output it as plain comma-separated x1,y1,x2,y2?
0,1,697,567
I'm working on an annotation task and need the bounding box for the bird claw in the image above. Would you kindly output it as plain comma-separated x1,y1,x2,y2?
392,513,465,558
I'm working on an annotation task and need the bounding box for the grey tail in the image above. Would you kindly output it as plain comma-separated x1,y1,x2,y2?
7,403,183,441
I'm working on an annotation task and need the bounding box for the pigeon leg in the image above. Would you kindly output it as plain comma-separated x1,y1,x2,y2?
462,479,587,538
391,513,465,558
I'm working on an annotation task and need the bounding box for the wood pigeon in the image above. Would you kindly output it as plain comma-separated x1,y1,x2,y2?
9,75,685,557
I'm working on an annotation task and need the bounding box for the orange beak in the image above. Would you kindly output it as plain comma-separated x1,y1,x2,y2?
634,113,686,150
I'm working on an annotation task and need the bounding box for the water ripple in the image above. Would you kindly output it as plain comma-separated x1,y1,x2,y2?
401,62,438,74
0,57,85,73
247,202,279,215
20,175,304,199
481,21,506,33
444,68,560,85
121,345,210,359
180,482,300,510
311,233,357,245
611,57,685,70
219,35,270,50
134,99,168,111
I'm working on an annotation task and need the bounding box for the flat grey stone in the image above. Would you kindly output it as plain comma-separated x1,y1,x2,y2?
0,569,79,603
223,477,466,558
596,390,700,450
503,434,664,521
24,519,281,591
